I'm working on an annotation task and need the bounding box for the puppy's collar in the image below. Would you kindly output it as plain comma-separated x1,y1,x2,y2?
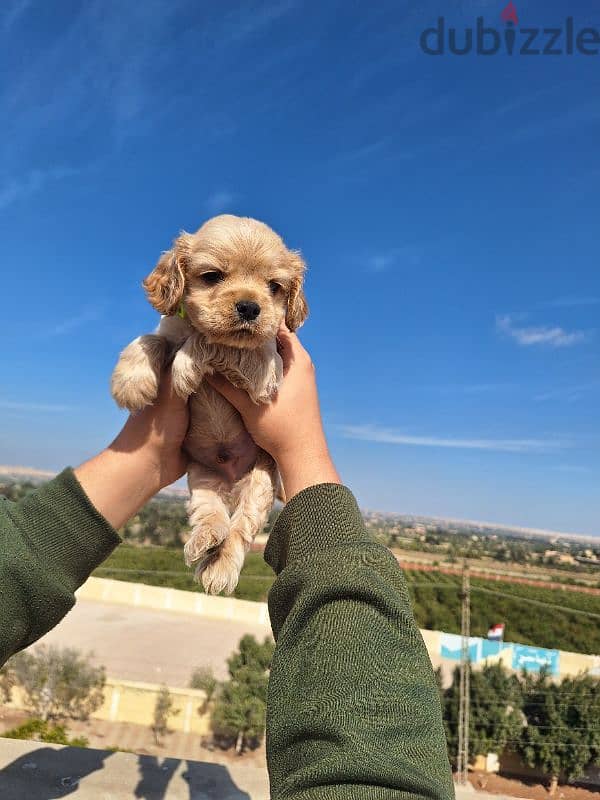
176,303,187,320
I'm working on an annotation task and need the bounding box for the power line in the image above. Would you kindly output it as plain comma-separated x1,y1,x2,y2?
470,586,600,620
95,568,275,580
446,720,600,732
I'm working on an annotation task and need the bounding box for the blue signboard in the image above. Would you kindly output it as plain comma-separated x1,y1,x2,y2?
440,633,482,662
511,644,560,675
481,639,511,659
439,634,554,671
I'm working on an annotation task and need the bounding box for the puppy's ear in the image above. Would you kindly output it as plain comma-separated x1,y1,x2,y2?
285,252,309,331
143,247,185,315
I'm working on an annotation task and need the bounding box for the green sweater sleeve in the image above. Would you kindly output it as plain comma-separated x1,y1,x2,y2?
264,484,454,800
0,468,121,667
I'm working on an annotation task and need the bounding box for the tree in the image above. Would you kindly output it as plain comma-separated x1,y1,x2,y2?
8,646,105,721
518,671,600,795
443,663,523,767
152,685,179,746
211,635,275,754
190,665,219,714
0,662,15,704
3,718,88,747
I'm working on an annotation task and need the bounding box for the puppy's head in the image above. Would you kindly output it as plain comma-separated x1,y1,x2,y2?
143,215,308,349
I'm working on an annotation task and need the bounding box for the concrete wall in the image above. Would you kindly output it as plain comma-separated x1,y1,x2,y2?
6,678,211,735
3,576,582,733
77,578,599,679
77,576,271,627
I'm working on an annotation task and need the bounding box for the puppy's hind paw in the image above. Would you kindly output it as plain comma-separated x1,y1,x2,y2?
183,519,229,567
196,555,240,596
194,534,246,595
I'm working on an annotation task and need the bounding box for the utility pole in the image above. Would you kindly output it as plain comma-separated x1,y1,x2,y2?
457,561,471,785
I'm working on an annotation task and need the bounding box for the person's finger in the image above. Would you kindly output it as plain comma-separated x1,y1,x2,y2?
158,369,187,409
205,373,254,415
276,326,295,366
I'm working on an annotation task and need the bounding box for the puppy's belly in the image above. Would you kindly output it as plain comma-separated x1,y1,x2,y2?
184,383,259,484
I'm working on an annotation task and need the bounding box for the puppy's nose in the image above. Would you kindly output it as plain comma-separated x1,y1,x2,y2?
235,300,261,322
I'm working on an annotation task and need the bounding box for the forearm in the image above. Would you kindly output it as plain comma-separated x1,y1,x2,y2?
74,446,161,530
265,485,454,800
75,385,187,530
0,470,120,667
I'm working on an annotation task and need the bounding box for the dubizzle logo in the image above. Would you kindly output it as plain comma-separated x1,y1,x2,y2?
500,2,518,25
420,4,600,56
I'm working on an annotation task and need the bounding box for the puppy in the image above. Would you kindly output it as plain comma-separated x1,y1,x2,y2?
111,215,308,594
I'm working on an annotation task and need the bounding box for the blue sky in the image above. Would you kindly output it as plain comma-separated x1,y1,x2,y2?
1,0,599,535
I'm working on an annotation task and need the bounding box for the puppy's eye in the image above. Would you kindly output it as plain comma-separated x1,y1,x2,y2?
269,280,282,295
200,271,224,286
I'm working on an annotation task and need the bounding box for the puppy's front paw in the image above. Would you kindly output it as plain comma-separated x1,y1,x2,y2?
111,335,165,411
111,364,159,411
172,348,207,399
249,350,283,405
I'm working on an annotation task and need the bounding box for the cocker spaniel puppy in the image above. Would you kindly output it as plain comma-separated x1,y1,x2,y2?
111,215,308,594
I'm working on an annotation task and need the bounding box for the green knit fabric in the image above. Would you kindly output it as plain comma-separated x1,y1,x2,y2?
265,484,454,800
0,468,120,665
0,474,453,799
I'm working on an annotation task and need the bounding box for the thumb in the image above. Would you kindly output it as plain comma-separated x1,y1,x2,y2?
205,373,254,415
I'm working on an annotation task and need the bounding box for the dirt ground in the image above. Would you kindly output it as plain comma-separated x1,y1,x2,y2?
0,707,267,769
470,771,600,800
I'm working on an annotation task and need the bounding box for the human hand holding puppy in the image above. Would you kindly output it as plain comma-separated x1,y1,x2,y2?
208,324,340,500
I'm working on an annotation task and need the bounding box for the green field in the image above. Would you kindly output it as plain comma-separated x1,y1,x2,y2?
404,568,600,655
93,545,600,654
94,545,274,603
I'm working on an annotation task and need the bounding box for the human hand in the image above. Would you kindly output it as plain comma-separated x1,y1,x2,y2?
207,325,340,500
110,369,190,490
75,370,189,529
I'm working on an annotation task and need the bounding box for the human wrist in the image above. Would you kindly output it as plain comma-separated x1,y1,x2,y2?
276,442,341,500
77,444,162,525
109,427,164,494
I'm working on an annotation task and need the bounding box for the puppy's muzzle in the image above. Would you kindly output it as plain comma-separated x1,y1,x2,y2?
235,300,261,322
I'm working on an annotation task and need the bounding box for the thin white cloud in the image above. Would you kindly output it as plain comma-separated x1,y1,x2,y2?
0,401,73,412
339,424,566,454
205,190,237,214
366,245,422,272
368,252,398,272
49,307,102,337
1,1,297,192
552,464,591,475
1,0,31,31
496,314,588,348
0,166,80,211
545,296,600,308
219,0,297,44
433,383,515,395
535,382,599,403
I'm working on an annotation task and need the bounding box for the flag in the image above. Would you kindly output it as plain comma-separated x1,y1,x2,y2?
487,623,505,641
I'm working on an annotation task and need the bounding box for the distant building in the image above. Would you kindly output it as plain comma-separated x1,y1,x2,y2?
543,550,576,565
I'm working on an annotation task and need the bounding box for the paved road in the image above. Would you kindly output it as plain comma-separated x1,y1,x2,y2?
34,600,271,685
31,598,456,688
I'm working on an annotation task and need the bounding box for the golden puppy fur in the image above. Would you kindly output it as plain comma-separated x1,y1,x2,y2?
111,215,307,594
